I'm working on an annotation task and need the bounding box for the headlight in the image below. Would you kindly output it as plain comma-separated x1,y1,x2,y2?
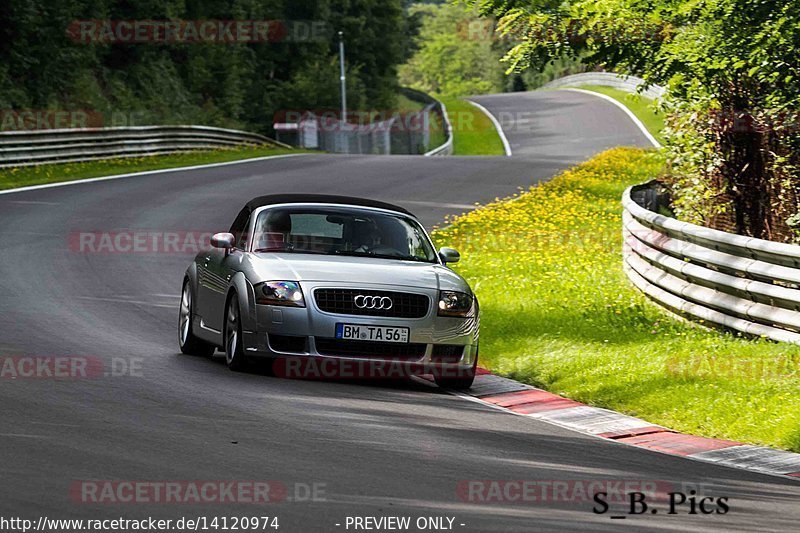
255,281,305,307
438,291,473,317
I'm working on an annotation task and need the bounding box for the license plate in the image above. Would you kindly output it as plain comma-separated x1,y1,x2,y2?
335,323,410,343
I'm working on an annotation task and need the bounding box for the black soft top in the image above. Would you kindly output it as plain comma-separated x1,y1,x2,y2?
243,194,414,216
230,194,415,235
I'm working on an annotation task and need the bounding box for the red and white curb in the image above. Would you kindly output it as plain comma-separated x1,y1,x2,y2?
446,369,800,480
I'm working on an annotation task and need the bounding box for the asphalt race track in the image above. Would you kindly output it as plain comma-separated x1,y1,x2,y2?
2,90,799,532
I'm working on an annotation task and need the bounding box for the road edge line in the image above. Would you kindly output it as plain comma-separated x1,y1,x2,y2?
0,153,309,196
466,100,513,157
559,88,662,149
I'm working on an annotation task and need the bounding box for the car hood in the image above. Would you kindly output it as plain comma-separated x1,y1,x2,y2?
248,253,470,292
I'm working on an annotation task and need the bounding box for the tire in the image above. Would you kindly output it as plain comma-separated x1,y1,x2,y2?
434,348,478,390
179,280,216,357
224,293,248,372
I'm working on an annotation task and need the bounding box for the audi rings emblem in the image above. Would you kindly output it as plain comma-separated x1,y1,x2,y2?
354,295,394,310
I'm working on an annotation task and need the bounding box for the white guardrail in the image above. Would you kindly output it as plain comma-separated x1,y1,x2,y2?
623,182,800,344
398,87,453,157
545,72,665,100
0,125,287,168
424,100,454,157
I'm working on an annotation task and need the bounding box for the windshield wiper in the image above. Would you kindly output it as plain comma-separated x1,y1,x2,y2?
378,254,433,263
333,249,375,257
333,250,432,263
255,248,433,263
253,248,327,255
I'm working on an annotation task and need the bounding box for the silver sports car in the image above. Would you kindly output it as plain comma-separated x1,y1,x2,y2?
179,194,479,389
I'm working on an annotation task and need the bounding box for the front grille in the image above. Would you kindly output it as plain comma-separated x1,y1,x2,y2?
269,334,308,354
314,338,426,360
431,344,464,363
314,289,430,318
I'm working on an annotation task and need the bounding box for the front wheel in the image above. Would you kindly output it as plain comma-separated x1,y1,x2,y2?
434,349,477,390
225,294,248,371
179,280,216,357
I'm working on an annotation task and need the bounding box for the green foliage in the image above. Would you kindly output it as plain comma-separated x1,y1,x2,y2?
518,52,584,90
399,3,505,97
465,0,800,241
433,148,800,452
0,0,418,134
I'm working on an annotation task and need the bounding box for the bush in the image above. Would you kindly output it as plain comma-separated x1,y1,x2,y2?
433,148,800,451
467,0,800,242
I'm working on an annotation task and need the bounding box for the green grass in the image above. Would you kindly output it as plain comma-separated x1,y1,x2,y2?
0,145,301,191
433,147,800,452
439,97,506,156
568,85,666,145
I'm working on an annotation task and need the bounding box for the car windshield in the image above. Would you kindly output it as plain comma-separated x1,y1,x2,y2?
251,206,438,263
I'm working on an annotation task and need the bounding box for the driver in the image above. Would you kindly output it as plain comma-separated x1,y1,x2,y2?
255,210,292,251
350,220,381,252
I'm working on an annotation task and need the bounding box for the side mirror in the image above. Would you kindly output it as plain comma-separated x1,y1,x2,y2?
211,232,236,251
438,247,460,264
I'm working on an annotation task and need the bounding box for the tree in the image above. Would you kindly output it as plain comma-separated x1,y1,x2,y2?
0,0,417,134
466,0,800,241
399,3,505,97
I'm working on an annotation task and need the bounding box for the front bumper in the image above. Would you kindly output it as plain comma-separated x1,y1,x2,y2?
242,281,479,369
